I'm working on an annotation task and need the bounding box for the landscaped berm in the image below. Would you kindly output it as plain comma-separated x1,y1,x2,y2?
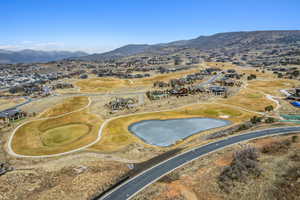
11,96,102,156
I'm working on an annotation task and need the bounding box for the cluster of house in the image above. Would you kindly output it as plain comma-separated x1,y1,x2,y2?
153,72,205,89
284,87,300,108
147,56,173,65
147,68,243,100
157,65,194,74
267,66,300,79
91,68,150,79
9,83,52,97
147,85,228,100
51,83,74,90
0,62,88,96
106,97,138,111
286,88,300,101
8,81,75,96
217,69,243,87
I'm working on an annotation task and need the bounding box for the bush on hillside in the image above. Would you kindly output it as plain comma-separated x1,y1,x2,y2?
218,147,261,193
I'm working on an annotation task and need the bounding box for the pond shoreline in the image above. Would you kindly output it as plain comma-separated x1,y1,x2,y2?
128,117,231,147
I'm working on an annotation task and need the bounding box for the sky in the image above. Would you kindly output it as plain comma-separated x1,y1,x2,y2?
1,0,300,53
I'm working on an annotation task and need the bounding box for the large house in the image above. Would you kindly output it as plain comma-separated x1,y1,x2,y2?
0,108,26,123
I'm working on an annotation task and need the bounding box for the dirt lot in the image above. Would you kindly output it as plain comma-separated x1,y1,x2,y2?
0,153,130,200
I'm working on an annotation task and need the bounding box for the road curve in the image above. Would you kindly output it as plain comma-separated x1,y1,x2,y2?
97,126,300,200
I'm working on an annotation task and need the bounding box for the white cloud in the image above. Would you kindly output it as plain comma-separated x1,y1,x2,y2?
0,41,117,53
0,41,66,51
20,41,35,44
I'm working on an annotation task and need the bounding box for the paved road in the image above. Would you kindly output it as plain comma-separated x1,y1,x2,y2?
198,72,222,87
97,126,300,200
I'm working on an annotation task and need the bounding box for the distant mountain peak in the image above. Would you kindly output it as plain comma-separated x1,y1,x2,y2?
0,49,89,64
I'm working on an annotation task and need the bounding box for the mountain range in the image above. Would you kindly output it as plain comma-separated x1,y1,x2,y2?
78,30,300,61
2,30,300,64
0,49,88,64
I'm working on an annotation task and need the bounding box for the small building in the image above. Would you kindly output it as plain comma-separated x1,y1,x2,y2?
291,101,300,108
209,86,227,95
0,108,26,122
146,91,169,100
80,74,88,79
153,81,169,88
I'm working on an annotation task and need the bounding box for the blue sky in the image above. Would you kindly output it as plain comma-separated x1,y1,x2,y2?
1,0,300,53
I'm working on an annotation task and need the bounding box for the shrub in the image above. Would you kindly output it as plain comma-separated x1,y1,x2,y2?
238,124,248,131
159,172,180,183
218,147,261,192
292,135,299,143
261,139,291,154
250,116,262,124
265,105,274,112
247,74,257,80
265,117,276,123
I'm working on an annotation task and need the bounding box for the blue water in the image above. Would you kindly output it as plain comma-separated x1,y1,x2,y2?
128,118,231,146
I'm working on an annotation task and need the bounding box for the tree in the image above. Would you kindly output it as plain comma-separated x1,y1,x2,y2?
292,70,300,77
264,105,274,112
265,117,276,123
174,57,182,65
250,116,262,124
247,74,257,80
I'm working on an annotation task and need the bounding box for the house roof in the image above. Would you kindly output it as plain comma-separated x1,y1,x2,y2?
0,108,21,118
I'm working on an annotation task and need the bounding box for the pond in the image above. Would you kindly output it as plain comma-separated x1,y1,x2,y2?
128,118,231,146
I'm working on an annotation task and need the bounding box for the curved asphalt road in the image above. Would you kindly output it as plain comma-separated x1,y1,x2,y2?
98,126,300,200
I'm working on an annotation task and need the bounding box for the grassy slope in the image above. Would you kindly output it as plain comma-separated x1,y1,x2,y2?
248,79,299,96
39,96,89,117
218,88,277,112
12,96,102,156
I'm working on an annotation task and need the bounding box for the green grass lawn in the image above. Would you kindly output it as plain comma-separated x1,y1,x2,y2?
41,123,91,147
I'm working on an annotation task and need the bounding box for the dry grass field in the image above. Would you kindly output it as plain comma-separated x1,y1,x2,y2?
0,97,26,111
76,77,133,93
75,66,202,93
90,103,254,152
39,96,89,117
205,62,276,79
11,96,102,156
218,88,277,112
248,79,299,96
